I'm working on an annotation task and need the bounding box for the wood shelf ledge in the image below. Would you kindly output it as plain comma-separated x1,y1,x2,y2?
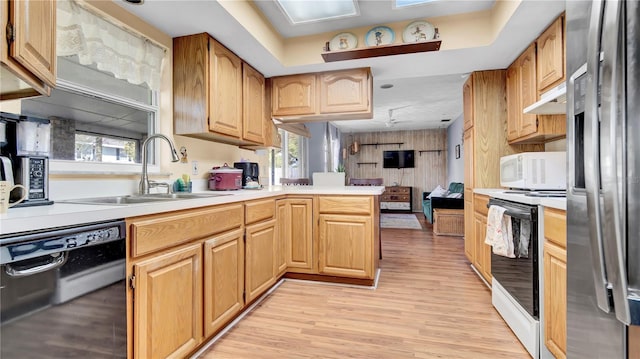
418,150,442,156
321,40,442,62
360,142,404,149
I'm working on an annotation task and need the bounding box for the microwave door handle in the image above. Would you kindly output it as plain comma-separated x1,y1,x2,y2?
585,0,611,313
601,0,638,325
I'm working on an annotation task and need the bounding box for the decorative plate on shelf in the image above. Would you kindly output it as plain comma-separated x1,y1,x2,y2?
365,26,395,47
329,32,357,51
402,20,436,43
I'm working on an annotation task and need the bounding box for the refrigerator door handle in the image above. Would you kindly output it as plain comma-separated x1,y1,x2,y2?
584,0,611,313
600,0,633,325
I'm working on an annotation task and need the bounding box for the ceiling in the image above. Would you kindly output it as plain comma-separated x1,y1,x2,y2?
117,0,565,133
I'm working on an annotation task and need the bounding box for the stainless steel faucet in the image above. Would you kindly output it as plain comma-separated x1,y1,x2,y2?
139,134,181,194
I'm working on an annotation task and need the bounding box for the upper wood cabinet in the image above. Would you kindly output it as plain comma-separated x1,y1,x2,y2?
507,21,566,144
1,0,56,100
173,33,266,145
537,16,565,95
462,77,473,131
271,68,373,122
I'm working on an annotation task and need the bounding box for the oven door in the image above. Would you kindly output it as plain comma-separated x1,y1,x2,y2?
488,198,539,319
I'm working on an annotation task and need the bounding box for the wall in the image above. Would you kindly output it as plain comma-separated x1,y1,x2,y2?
343,129,447,212
307,122,326,175
446,115,464,184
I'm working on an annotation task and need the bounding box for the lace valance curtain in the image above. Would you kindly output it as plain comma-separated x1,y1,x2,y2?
57,0,165,91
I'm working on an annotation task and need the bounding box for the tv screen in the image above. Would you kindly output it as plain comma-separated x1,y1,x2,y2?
383,150,415,168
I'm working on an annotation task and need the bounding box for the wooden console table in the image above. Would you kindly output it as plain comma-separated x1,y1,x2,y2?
380,186,412,212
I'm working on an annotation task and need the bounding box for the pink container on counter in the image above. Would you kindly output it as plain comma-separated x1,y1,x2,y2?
208,164,242,190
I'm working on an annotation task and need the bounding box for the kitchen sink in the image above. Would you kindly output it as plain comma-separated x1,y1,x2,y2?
59,192,232,205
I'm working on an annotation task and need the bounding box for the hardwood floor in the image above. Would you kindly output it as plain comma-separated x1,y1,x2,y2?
199,214,529,358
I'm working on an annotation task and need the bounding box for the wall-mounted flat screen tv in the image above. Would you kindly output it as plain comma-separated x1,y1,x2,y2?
383,150,415,168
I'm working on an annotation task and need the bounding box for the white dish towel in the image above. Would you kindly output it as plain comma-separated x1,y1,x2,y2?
484,205,515,258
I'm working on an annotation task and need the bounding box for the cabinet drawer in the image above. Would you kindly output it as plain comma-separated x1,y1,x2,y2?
130,204,243,257
473,194,489,216
544,208,566,248
318,196,372,215
381,194,410,202
385,186,410,194
245,199,275,225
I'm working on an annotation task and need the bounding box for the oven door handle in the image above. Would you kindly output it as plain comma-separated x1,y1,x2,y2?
486,203,532,220
4,252,67,277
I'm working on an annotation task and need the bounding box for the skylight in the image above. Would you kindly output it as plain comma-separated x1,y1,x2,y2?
395,0,438,8
275,0,359,24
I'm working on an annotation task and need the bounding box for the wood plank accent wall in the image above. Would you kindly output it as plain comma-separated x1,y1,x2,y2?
342,129,447,212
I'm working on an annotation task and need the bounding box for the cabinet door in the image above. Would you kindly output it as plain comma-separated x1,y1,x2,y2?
464,196,474,262
506,63,520,141
462,76,474,130
209,39,242,137
134,244,202,359
286,198,314,271
275,200,288,276
242,63,265,144
519,44,539,137
473,212,486,278
271,74,316,116
11,0,56,88
245,219,276,302
536,16,565,93
204,229,244,338
543,241,567,359
318,214,373,279
319,68,370,114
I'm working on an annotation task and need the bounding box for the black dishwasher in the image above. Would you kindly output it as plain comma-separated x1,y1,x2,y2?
0,220,127,359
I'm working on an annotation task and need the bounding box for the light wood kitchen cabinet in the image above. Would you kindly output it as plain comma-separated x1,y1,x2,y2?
473,194,491,284
245,218,277,303
1,0,56,100
133,243,203,359
277,197,314,274
537,15,565,95
462,70,542,274
507,42,565,144
462,77,473,131
242,62,265,144
543,208,566,359
317,196,378,280
271,74,317,117
271,68,373,122
203,228,244,338
463,129,474,262
174,33,266,145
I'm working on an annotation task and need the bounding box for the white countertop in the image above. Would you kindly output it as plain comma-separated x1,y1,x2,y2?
473,188,566,211
0,186,385,235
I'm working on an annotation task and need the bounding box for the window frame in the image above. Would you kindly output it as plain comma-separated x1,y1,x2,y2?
49,78,161,174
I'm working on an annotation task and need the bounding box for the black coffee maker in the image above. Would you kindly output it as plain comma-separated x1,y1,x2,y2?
233,162,259,187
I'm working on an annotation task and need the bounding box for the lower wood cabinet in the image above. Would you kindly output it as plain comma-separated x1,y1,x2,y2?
245,218,277,303
463,195,474,262
277,197,314,273
318,214,373,279
204,229,244,338
133,243,203,359
543,208,567,359
472,194,491,284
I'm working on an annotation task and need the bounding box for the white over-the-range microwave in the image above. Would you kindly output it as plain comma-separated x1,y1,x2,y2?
500,152,566,190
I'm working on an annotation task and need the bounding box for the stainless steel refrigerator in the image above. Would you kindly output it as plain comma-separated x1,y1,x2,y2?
567,0,639,357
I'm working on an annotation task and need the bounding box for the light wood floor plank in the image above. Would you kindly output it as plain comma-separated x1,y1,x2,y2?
199,215,528,358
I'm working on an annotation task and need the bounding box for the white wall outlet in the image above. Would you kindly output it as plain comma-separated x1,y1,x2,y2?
192,161,199,175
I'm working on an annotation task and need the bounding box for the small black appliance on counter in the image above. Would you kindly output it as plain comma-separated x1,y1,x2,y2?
0,112,53,207
233,162,259,187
